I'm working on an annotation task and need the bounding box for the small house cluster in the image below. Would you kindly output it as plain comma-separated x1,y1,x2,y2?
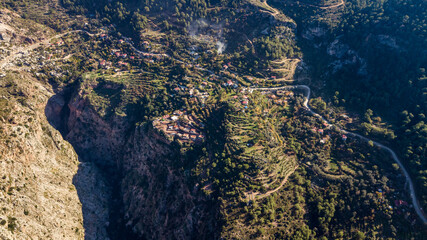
173,83,210,105
259,90,294,107
153,110,205,143
99,33,108,40
54,40,64,46
111,49,129,59
275,90,294,99
231,94,250,109
311,126,333,144
223,79,238,88
268,94,287,106
392,198,417,225
99,59,112,69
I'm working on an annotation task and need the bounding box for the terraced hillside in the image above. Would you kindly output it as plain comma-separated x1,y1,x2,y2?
0,0,426,239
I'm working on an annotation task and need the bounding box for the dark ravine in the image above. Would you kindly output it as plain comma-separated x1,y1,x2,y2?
45,84,218,239
46,86,117,239
119,125,218,239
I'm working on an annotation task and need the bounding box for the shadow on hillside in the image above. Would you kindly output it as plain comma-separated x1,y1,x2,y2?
45,93,112,240
73,161,112,240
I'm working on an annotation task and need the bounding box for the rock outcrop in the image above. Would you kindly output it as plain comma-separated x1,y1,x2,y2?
0,72,84,239
63,86,130,168
119,125,217,239
52,81,218,239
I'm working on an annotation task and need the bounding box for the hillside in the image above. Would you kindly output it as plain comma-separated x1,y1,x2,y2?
0,11,84,238
0,0,426,239
271,0,427,214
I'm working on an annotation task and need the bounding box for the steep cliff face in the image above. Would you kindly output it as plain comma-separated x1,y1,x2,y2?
46,84,128,239
120,126,217,239
56,82,217,239
58,85,131,169
0,72,84,239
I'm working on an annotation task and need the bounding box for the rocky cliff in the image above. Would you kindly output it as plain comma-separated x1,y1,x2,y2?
0,72,84,239
120,125,217,239
53,83,130,169
49,80,218,239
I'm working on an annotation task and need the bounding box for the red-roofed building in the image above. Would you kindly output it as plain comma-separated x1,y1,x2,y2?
395,200,409,207
395,200,408,206
173,110,184,116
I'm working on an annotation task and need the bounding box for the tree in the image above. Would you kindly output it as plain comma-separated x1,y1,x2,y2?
353,231,365,240
364,109,373,123
131,11,148,32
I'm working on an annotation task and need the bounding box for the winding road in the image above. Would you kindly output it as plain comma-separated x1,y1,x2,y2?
2,27,425,225
251,85,427,224
87,13,427,226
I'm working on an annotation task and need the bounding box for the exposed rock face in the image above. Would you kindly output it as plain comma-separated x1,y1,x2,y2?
0,9,47,46
45,94,65,130
0,72,84,239
302,27,326,40
73,162,111,240
46,86,120,239
120,126,216,239
376,34,399,50
65,88,130,168
327,39,350,58
57,82,218,239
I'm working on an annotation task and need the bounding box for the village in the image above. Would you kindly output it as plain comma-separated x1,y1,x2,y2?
153,110,205,143
0,23,310,149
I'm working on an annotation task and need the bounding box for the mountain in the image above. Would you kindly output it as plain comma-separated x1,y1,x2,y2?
0,0,425,239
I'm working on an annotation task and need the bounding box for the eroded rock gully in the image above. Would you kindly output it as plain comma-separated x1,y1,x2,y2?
45,85,217,239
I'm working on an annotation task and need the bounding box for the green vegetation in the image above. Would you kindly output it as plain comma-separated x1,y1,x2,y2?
7,216,17,232
1,0,425,239
273,0,427,214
